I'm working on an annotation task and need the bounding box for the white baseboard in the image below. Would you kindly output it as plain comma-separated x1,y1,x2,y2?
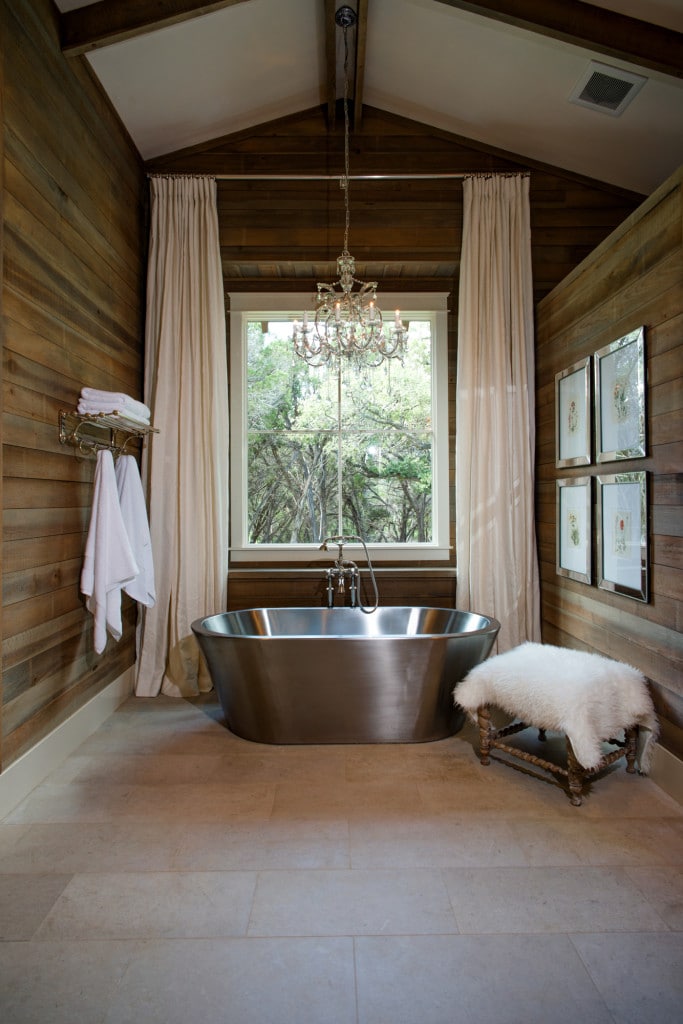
0,667,134,820
649,742,683,806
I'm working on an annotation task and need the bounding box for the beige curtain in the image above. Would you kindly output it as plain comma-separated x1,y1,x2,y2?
135,176,229,697
455,174,541,652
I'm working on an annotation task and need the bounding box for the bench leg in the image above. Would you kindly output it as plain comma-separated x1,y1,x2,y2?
624,726,637,774
566,739,584,807
477,705,492,765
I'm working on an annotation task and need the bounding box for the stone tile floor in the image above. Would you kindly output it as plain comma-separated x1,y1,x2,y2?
0,694,681,1023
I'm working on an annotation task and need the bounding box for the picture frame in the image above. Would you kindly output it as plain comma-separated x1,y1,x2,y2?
555,357,591,468
596,471,649,602
594,327,646,462
556,477,592,584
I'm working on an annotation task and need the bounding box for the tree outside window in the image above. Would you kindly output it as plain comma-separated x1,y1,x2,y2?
245,318,434,545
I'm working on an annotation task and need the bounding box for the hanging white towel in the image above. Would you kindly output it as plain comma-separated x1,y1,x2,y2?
115,454,156,608
81,449,139,654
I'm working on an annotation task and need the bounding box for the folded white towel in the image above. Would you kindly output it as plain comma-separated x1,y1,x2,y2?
77,400,150,426
79,388,151,422
115,455,156,608
81,449,139,654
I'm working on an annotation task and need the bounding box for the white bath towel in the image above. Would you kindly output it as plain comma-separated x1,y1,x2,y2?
81,449,139,654
79,388,151,423
115,454,156,608
453,642,659,772
77,401,150,427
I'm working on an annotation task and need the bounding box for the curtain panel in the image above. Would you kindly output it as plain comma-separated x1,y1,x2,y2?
136,176,230,697
455,174,541,651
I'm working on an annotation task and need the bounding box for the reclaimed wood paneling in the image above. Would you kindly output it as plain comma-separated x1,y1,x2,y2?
226,570,457,613
536,166,683,760
1,0,146,769
148,105,643,307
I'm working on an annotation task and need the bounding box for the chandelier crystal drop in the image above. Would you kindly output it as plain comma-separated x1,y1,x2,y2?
293,7,407,368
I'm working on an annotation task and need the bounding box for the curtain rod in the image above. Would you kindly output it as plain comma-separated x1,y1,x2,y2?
147,172,529,181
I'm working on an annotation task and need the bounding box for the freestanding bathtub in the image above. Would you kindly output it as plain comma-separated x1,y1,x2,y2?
191,606,500,744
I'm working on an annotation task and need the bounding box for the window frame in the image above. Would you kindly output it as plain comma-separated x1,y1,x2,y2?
229,291,451,563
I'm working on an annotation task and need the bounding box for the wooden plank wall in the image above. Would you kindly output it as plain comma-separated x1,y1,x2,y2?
150,105,643,612
536,167,683,760
151,106,643,307
1,0,146,769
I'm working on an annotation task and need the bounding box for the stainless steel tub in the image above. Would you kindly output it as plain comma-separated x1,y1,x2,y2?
192,606,500,744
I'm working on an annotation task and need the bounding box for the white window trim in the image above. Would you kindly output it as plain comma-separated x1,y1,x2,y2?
229,292,451,563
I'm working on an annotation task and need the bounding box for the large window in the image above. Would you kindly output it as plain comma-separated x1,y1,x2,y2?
230,293,450,561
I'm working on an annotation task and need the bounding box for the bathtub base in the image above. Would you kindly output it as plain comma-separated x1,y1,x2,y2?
217,644,466,744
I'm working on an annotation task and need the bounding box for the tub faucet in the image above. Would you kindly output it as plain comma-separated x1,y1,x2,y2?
320,536,359,607
319,534,378,613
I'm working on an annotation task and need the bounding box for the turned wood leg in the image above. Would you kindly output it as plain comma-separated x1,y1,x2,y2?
566,739,584,807
624,726,638,774
477,705,492,765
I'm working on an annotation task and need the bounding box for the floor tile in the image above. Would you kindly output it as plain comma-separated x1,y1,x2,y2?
120,781,276,821
4,783,136,824
344,745,481,785
1,692,681,1021
0,940,138,1024
349,816,528,868
442,865,669,933
508,815,683,867
571,932,683,1024
248,868,458,936
272,780,425,820
172,819,350,870
34,871,257,940
577,773,683,819
105,937,357,1024
355,933,614,1024
218,745,348,784
625,865,683,930
0,821,185,874
54,753,226,786
0,873,72,940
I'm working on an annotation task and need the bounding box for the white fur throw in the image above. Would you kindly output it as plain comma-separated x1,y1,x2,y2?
453,642,659,772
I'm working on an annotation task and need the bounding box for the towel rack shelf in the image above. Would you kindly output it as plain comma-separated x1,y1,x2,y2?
59,410,158,457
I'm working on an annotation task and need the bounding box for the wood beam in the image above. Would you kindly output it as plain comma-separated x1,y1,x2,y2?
60,0,253,56
433,0,683,79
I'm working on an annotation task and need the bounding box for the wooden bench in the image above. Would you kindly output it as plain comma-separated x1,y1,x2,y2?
453,642,658,806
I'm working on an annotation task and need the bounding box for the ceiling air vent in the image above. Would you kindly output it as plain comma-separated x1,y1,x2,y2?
569,61,646,116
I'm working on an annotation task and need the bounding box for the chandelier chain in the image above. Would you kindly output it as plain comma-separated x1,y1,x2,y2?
341,21,351,255
292,6,408,367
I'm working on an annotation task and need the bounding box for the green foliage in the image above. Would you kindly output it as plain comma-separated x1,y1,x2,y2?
246,319,433,544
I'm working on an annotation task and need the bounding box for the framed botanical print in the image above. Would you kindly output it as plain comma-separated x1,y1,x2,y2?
556,477,592,584
555,357,591,468
596,471,649,602
594,327,646,462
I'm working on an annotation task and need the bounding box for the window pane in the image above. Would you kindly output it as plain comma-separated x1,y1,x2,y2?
240,309,440,551
247,433,338,543
341,432,432,543
247,320,337,433
340,321,432,430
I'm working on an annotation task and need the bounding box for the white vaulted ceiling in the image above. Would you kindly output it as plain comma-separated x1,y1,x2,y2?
55,0,683,194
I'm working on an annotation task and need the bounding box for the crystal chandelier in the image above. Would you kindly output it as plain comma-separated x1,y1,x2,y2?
293,6,407,368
